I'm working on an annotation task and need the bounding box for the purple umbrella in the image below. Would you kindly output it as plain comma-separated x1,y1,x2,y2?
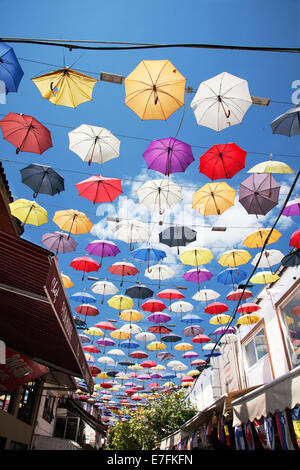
214,326,236,335
182,351,199,359
182,325,204,337
150,373,163,379
183,268,214,290
42,231,77,255
147,313,171,323
143,137,194,176
239,173,281,216
137,374,151,381
282,198,300,217
85,240,120,267
79,334,91,344
96,337,116,347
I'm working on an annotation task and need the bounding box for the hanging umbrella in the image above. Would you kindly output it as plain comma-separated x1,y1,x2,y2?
209,314,233,325
95,321,117,331
290,229,300,248
226,288,253,301
108,261,139,287
237,303,261,314
120,340,140,350
113,219,150,251
61,273,74,289
137,178,182,215
110,330,131,341
239,173,281,216
0,112,52,154
125,284,154,307
237,314,260,326
20,164,64,199
53,209,93,239
157,352,174,361
32,68,97,108
83,345,100,353
183,268,214,290
174,342,193,351
144,264,175,289
199,143,246,180
205,302,229,315
192,334,211,344
119,309,143,323
217,267,247,286
193,182,236,215
79,334,91,344
131,245,166,272
191,359,206,367
70,256,100,280
124,59,186,120
68,124,120,165
9,199,48,226
190,71,252,132
147,313,171,323
119,323,142,335
251,249,284,269
75,304,99,316
135,332,156,348
75,174,123,204
243,228,282,248
160,333,181,349
84,327,103,337
182,325,204,337
42,231,77,256
143,137,194,176
270,107,300,136
0,42,24,93
148,326,172,335
90,280,118,304
147,341,167,353
141,298,166,312
85,240,120,267
70,291,96,304
218,249,251,268
179,245,214,268
182,351,199,359
250,271,280,285
248,154,295,174
192,289,220,302
282,198,300,217
107,348,125,357
181,313,203,324
130,350,149,360
213,326,236,335
96,336,116,348
107,294,134,313
159,226,197,255
169,301,193,320
281,249,300,268
157,289,184,304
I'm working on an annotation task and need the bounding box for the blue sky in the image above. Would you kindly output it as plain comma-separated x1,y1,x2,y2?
1,0,300,400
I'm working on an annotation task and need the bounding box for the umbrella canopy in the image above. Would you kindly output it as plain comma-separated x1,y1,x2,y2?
135,332,156,343
148,326,172,334
124,59,186,120
9,198,48,226
237,303,261,314
209,314,233,325
270,107,300,136
179,246,214,267
120,340,140,350
141,298,166,312
174,342,193,351
181,313,203,324
137,178,182,215
157,289,184,302
32,68,97,108
84,327,103,336
281,249,300,268
125,284,154,307
108,261,139,287
290,229,300,248
248,154,295,174
79,334,91,344
144,264,175,289
218,249,251,268
250,271,280,284
282,198,300,217
95,321,117,331
143,137,194,176
183,268,214,289
75,174,122,204
237,314,260,326
217,267,247,286
96,336,116,347
169,301,193,316
70,291,96,304
161,333,181,344
147,341,167,352
90,280,118,304
61,273,74,288
110,330,131,341
157,352,174,361
107,295,134,312
75,304,99,317
190,71,252,131
0,42,24,93
147,313,171,324
68,124,120,165
83,345,100,353
20,163,64,199
159,225,197,254
192,334,211,344
239,173,281,216
192,289,220,302
85,240,120,267
182,351,199,359
214,326,236,335
107,349,126,357
131,245,166,271
226,289,253,301
0,112,52,154
119,324,142,335
220,333,238,344
129,350,149,360
205,302,228,315
200,143,246,180
193,182,236,215
113,219,150,251
251,249,284,269
53,209,93,238
42,231,77,255
182,325,204,337
243,228,282,248
70,256,100,280
119,309,143,323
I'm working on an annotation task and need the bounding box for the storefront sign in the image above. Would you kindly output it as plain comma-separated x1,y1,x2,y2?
0,347,49,393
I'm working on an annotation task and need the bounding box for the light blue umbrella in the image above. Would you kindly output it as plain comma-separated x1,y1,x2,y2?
270,107,300,136
70,291,97,304
131,245,166,271
181,313,203,324
217,267,247,286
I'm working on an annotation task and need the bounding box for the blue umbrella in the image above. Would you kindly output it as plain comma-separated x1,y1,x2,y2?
181,313,203,324
163,372,177,379
131,245,166,271
20,163,65,199
270,107,300,137
70,291,97,304
0,42,24,94
217,267,247,287
120,340,140,350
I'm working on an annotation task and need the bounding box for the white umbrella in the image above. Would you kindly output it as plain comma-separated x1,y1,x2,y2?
97,356,116,366
192,289,220,302
202,343,221,351
169,300,193,320
107,348,125,356
144,263,175,289
220,334,238,344
84,353,95,362
251,249,284,269
172,364,188,371
190,72,252,132
90,280,118,304
68,124,120,166
167,360,185,368
137,178,182,215
119,323,142,334
113,219,150,251
135,332,156,343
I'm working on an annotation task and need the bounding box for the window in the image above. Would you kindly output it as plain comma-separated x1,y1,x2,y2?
278,286,300,369
9,441,28,450
54,417,80,442
244,328,268,368
43,394,55,423
17,380,40,424
0,391,16,413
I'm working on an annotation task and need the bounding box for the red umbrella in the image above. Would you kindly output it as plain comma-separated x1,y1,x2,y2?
89,365,101,376
148,325,172,334
141,298,166,312
191,359,206,366
75,304,99,316
192,334,211,344
94,321,117,331
75,174,123,204
141,360,157,368
130,351,149,359
181,376,194,382
290,229,300,248
157,289,185,301
70,255,100,280
237,303,261,314
108,261,139,287
101,381,114,388
83,345,100,353
0,112,52,154
205,302,229,315
226,289,253,301
199,143,246,180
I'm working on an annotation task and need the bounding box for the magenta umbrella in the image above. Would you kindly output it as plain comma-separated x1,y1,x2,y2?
183,268,214,290
282,198,300,217
85,240,120,267
143,137,194,176
147,313,171,323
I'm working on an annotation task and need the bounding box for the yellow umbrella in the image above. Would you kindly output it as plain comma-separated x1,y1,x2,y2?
179,246,214,266
186,369,200,376
243,228,282,248
124,59,186,120
128,364,143,370
147,341,167,351
9,198,48,226
247,154,294,174
209,314,233,325
108,295,134,312
174,342,193,351
218,249,251,267
53,209,93,238
192,182,236,216
182,382,193,387
97,372,110,379
237,314,260,325
110,330,131,340
163,381,176,388
94,384,102,390
250,270,280,284
32,68,98,108
119,309,143,322
84,327,104,336
61,273,74,288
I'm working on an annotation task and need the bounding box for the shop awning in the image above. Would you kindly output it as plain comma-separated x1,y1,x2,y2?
0,230,94,394
232,365,300,426
66,398,107,434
